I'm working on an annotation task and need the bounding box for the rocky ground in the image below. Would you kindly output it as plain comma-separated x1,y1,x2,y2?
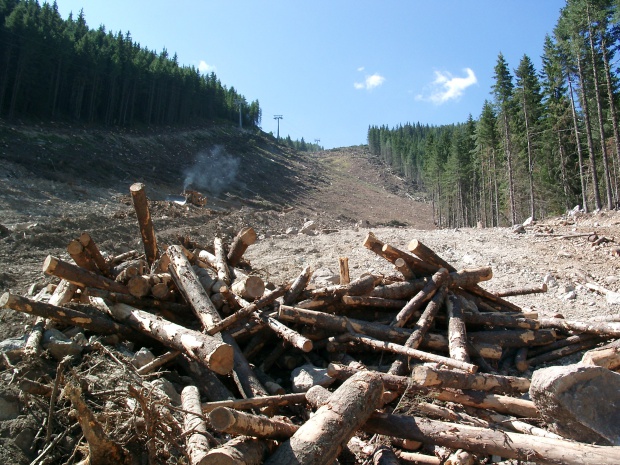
0,121,619,463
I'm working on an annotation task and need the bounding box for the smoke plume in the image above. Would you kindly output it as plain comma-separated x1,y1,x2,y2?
183,145,240,195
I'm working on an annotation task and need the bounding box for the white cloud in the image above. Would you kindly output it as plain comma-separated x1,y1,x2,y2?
354,73,386,91
198,60,216,74
416,68,477,104
357,66,365,72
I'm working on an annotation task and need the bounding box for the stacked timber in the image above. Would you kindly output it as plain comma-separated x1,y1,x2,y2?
2,182,620,465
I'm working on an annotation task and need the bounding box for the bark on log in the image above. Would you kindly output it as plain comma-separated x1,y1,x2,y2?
182,385,211,465
407,239,456,272
303,274,383,300
372,445,400,465
1,292,134,338
364,412,620,465
327,364,537,418
209,407,299,439
447,267,493,288
201,436,274,465
371,279,427,300
447,292,470,363
396,451,440,465
468,329,557,348
391,269,448,327
494,283,548,297
214,237,232,285
43,255,129,294
67,239,98,272
264,371,384,465
462,311,540,330
108,249,139,267
410,365,530,395
129,182,159,266
166,245,222,330
342,295,408,309
540,317,620,337
109,303,233,375
227,226,257,267
79,232,110,274
388,286,448,375
202,393,307,413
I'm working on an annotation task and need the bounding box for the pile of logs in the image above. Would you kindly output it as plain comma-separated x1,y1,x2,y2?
2,181,620,465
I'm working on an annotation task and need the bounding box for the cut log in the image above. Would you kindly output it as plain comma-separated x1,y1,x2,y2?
127,275,151,298
342,295,408,309
227,226,257,267
540,317,620,337
181,385,211,465
303,273,383,300
447,292,470,363
468,329,557,348
407,238,456,272
201,436,274,465
206,284,289,336
67,239,98,272
364,413,620,465
581,338,620,370
109,303,233,375
202,393,307,413
231,275,265,300
334,331,477,373
388,286,448,375
129,182,159,266
284,265,313,305
264,371,384,465
527,336,608,366
327,364,537,418
256,312,313,352
136,350,180,375
410,365,530,395
78,232,110,274
362,232,436,276
494,283,548,297
43,255,129,294
396,451,440,465
108,249,139,267
209,407,299,439
391,269,448,328
1,292,134,338
372,445,400,465
166,245,222,330
82,287,191,314
448,267,493,288
394,257,414,280
177,355,235,402
338,256,350,285
462,311,540,330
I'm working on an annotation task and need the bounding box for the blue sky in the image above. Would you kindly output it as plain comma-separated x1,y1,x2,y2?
55,1,566,149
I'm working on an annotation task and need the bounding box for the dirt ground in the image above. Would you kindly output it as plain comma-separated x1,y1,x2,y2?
1,122,620,463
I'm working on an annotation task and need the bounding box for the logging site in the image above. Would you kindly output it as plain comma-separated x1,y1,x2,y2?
0,121,620,465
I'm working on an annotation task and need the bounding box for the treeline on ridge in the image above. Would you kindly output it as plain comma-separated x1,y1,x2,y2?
0,0,261,127
369,0,620,228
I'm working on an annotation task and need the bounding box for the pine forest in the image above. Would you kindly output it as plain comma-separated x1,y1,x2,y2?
0,0,262,128
368,0,620,228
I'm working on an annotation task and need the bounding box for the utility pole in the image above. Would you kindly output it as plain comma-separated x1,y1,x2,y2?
234,99,244,128
314,139,320,151
273,115,283,139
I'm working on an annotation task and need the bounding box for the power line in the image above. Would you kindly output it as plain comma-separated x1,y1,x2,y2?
273,115,283,139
